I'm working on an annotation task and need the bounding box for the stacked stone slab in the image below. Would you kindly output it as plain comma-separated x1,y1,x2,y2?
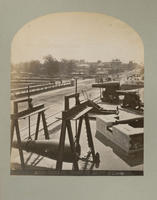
96,113,143,153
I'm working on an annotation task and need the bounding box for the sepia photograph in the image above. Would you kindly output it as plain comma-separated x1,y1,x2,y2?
10,12,144,175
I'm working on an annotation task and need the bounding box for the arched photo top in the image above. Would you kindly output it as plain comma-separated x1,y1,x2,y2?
10,12,144,175
11,12,144,65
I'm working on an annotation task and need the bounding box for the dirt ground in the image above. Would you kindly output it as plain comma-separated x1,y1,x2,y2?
10,79,143,175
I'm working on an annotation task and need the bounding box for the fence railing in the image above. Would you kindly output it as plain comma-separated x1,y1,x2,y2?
11,81,73,99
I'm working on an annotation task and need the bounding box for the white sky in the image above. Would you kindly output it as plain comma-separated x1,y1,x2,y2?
11,12,144,64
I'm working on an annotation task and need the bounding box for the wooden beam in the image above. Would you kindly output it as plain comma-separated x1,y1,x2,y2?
11,104,45,119
72,107,93,120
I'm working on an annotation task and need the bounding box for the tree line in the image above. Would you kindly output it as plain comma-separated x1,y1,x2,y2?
11,55,143,77
11,55,77,77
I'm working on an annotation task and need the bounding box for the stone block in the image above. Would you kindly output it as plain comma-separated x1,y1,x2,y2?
96,115,143,153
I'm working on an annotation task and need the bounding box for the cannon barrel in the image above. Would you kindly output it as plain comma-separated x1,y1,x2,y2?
92,81,120,88
12,140,81,163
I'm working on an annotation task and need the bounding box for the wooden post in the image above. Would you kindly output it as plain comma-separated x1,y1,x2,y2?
84,114,96,160
14,119,25,169
75,78,78,141
66,120,79,170
56,119,67,171
10,119,14,154
35,112,41,140
41,111,49,139
64,96,69,111
28,85,31,139
75,117,83,145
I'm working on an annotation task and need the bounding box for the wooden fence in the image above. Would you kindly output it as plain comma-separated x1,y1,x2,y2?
11,82,73,99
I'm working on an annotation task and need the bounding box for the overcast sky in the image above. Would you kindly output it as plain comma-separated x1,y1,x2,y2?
11,12,144,64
